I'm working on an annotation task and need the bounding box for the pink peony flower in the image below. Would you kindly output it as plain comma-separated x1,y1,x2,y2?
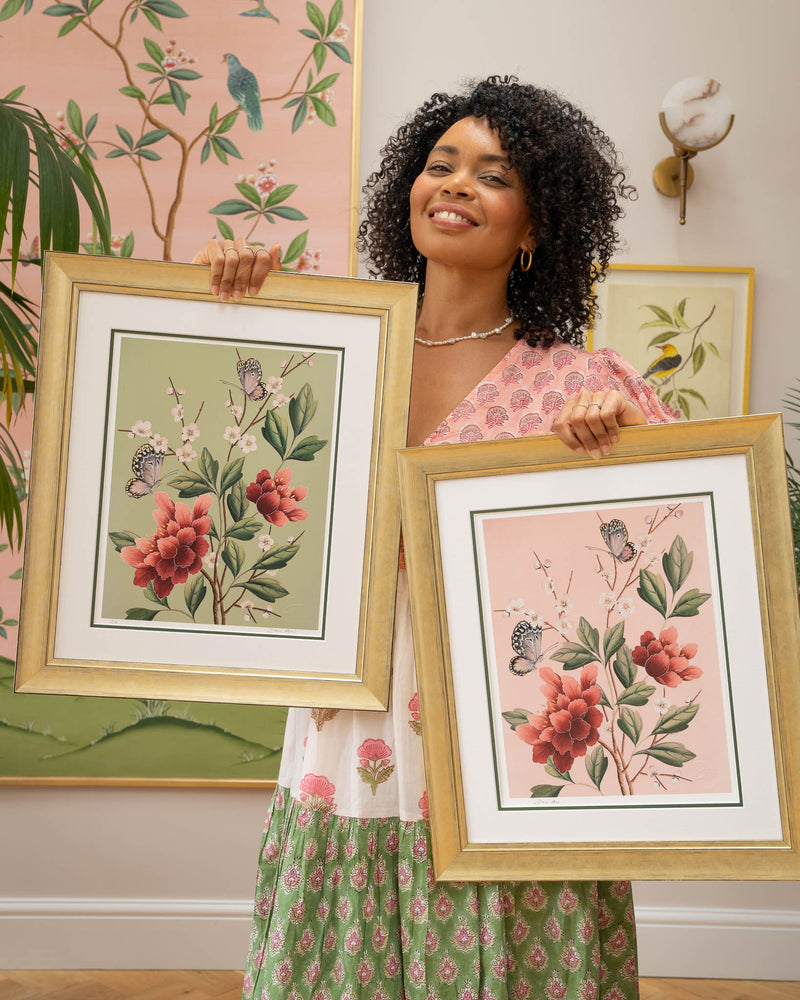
632,626,702,687
247,467,308,526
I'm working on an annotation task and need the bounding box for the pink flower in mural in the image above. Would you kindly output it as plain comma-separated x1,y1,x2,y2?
632,627,702,687
120,492,211,598
515,664,603,773
247,467,308,526
296,249,321,272
408,691,422,735
298,773,336,813
356,738,395,795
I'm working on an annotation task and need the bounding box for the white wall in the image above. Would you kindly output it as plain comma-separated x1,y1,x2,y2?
2,0,799,979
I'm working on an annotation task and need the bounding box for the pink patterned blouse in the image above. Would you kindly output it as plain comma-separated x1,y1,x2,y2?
277,339,674,821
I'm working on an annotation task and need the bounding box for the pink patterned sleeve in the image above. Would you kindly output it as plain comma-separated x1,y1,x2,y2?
591,348,679,424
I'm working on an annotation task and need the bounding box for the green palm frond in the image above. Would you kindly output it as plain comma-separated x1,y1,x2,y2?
0,97,112,548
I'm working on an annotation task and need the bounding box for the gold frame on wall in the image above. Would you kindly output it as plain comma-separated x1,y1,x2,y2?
589,264,754,420
397,415,800,881
16,252,416,710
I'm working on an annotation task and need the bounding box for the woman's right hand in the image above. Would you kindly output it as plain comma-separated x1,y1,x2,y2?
192,236,281,302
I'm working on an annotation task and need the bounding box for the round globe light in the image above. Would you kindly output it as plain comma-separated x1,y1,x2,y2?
660,77,734,152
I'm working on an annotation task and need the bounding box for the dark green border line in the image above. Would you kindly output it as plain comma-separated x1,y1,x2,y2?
468,490,742,812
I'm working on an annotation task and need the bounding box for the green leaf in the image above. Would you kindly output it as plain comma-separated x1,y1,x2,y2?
135,148,161,161
544,757,574,782
208,100,218,130
66,98,82,137
116,124,134,148
647,329,682,349
706,341,720,358
637,568,668,616
9,566,22,580
313,40,326,72
198,447,218,490
641,304,674,325
262,410,288,458
681,388,708,407
325,39,350,62
235,180,262,205
530,785,565,798
184,574,207,617
501,708,530,731
674,298,690,328
226,479,247,522
309,96,336,126
120,85,146,99
325,0,343,35
255,541,300,571
663,535,693,594
213,135,241,159
612,644,636,688
171,471,211,497
298,26,320,39
617,706,643,745
267,206,308,222
225,515,263,541
241,578,289,602
215,111,238,135
306,0,326,36
308,72,338,95
168,67,201,81
0,0,26,20
651,702,700,736
137,61,163,74
577,617,600,657
57,13,82,34
3,85,25,101
633,742,696,767
222,539,244,579
586,745,608,791
137,127,170,146
152,92,174,105
145,0,188,15
287,434,327,461
692,343,706,376
603,622,625,664
105,149,128,159
220,456,244,494
108,530,137,552
671,588,711,618
263,182,298,207
291,96,309,133
143,36,165,63
676,392,691,419
120,232,134,257
550,642,597,670
168,79,187,114
125,607,160,620
216,218,235,241
288,383,317,437
44,2,82,12
616,680,657,707
209,197,254,216
281,229,308,265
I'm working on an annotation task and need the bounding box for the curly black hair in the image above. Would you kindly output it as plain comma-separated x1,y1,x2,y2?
357,76,634,348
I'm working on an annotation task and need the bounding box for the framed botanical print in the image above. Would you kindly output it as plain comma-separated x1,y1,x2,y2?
16,253,416,710
397,415,800,881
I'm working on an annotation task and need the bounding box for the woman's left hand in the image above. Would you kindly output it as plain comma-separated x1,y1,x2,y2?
552,390,647,459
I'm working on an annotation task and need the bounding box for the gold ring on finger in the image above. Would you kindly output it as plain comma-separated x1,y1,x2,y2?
587,401,602,408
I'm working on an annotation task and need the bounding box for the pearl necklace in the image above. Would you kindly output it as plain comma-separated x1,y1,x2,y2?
414,314,514,347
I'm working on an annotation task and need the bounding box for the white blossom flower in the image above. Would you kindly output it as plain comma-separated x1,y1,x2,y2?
166,386,174,396
266,569,278,577
230,403,243,420
203,551,217,570
258,534,275,552
224,425,242,444
634,534,651,551
505,598,526,615
131,419,152,437
655,698,671,715
265,375,283,392
599,591,617,611
542,577,556,594
182,422,200,443
149,433,168,453
238,433,257,454
524,612,544,628
126,431,135,440
616,598,635,617
559,618,574,632
554,595,573,614
176,387,185,396
272,393,290,409
175,443,196,464
171,404,184,422
241,598,254,610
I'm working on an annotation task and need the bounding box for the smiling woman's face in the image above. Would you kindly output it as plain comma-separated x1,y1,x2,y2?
409,116,534,273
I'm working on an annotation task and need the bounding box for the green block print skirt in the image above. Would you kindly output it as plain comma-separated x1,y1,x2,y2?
242,786,640,1000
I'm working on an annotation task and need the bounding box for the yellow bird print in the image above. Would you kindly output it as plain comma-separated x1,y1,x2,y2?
643,344,681,380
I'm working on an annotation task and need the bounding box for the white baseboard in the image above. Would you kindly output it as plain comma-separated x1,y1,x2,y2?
1,898,799,979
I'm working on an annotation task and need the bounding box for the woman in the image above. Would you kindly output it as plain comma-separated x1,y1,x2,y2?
196,76,673,1000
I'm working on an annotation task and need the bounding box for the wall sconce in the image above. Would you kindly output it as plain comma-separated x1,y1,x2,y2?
653,77,734,225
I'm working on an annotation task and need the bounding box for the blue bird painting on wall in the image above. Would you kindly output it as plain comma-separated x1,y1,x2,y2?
223,52,263,131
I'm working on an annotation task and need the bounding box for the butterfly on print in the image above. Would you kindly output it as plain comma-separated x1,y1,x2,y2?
508,619,556,676
234,357,267,401
597,518,637,563
125,443,165,498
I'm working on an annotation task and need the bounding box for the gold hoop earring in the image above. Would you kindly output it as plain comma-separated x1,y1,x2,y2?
519,249,533,272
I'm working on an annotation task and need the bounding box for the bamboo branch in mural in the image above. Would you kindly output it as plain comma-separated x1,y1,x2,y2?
0,0,352,265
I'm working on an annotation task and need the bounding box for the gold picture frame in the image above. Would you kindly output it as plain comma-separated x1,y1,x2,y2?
397,415,800,881
589,264,754,421
16,253,416,709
